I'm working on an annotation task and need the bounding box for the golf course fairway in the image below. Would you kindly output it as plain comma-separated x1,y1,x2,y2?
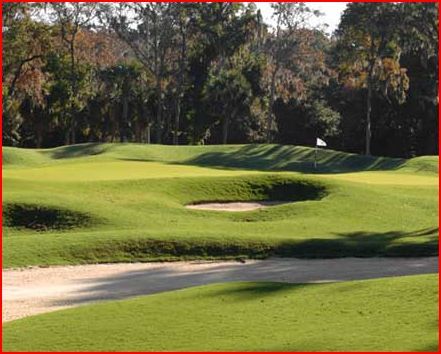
3,143,438,268
2,143,438,352
3,275,438,352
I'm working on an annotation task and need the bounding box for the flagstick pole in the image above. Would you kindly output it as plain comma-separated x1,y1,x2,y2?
314,144,318,170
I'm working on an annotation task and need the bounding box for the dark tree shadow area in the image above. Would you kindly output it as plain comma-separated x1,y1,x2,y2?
51,253,437,307
182,144,406,174
69,227,438,266
47,143,109,159
40,143,412,174
274,227,439,258
55,227,438,307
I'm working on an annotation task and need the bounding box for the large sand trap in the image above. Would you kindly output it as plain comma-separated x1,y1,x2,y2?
3,257,437,322
186,201,289,211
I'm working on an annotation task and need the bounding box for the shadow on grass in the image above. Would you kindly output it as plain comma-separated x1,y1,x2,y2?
49,143,110,159
50,255,437,307
275,227,439,258
42,143,423,175
52,227,439,306
179,144,406,175
2,203,95,231
108,144,407,175
200,282,310,301
254,342,439,352
412,345,439,353
68,228,439,266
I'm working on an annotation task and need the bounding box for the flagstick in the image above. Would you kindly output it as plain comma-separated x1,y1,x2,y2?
314,145,318,170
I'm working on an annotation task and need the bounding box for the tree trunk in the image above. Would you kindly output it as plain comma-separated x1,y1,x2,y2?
266,68,278,143
365,74,373,156
70,120,76,145
65,129,70,146
174,20,187,146
222,116,229,145
36,126,43,149
164,104,172,143
146,124,151,144
9,55,42,98
60,111,68,145
68,38,77,146
222,107,237,145
155,79,163,144
121,96,129,142
110,108,117,142
134,120,141,142
141,105,151,144
173,98,180,145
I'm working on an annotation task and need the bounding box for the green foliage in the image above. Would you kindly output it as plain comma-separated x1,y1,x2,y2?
2,3,438,157
2,93,23,146
3,275,438,351
276,98,341,145
202,46,266,144
330,2,438,157
336,3,411,101
2,4,53,146
398,3,438,59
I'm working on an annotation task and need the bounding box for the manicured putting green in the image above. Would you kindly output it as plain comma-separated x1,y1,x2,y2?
2,274,437,352
4,160,262,181
2,144,438,268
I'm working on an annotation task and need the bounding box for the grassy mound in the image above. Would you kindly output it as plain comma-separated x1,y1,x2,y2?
3,274,437,352
3,203,94,231
3,144,438,267
4,143,438,174
2,147,50,167
398,156,439,175
183,175,327,205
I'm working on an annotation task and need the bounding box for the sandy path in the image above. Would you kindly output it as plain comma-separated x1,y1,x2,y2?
3,257,437,322
186,201,288,211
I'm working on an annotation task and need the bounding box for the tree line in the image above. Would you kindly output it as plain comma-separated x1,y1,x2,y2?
2,2,438,157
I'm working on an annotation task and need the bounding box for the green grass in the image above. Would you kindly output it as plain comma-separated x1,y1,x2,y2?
3,274,438,352
3,143,436,173
3,143,438,268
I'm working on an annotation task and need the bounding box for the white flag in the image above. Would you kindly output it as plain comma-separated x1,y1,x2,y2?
316,138,327,147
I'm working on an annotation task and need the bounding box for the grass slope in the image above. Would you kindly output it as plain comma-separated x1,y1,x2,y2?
3,143,438,174
3,144,438,268
3,274,438,352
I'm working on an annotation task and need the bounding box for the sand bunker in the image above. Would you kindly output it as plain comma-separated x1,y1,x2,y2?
186,201,289,211
3,257,437,322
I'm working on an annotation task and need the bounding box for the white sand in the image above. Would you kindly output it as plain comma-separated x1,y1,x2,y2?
186,201,289,211
3,257,437,322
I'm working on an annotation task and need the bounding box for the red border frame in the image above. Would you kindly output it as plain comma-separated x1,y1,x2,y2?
0,1,439,353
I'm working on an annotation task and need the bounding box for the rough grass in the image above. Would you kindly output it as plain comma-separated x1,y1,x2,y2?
2,144,438,268
2,274,438,352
